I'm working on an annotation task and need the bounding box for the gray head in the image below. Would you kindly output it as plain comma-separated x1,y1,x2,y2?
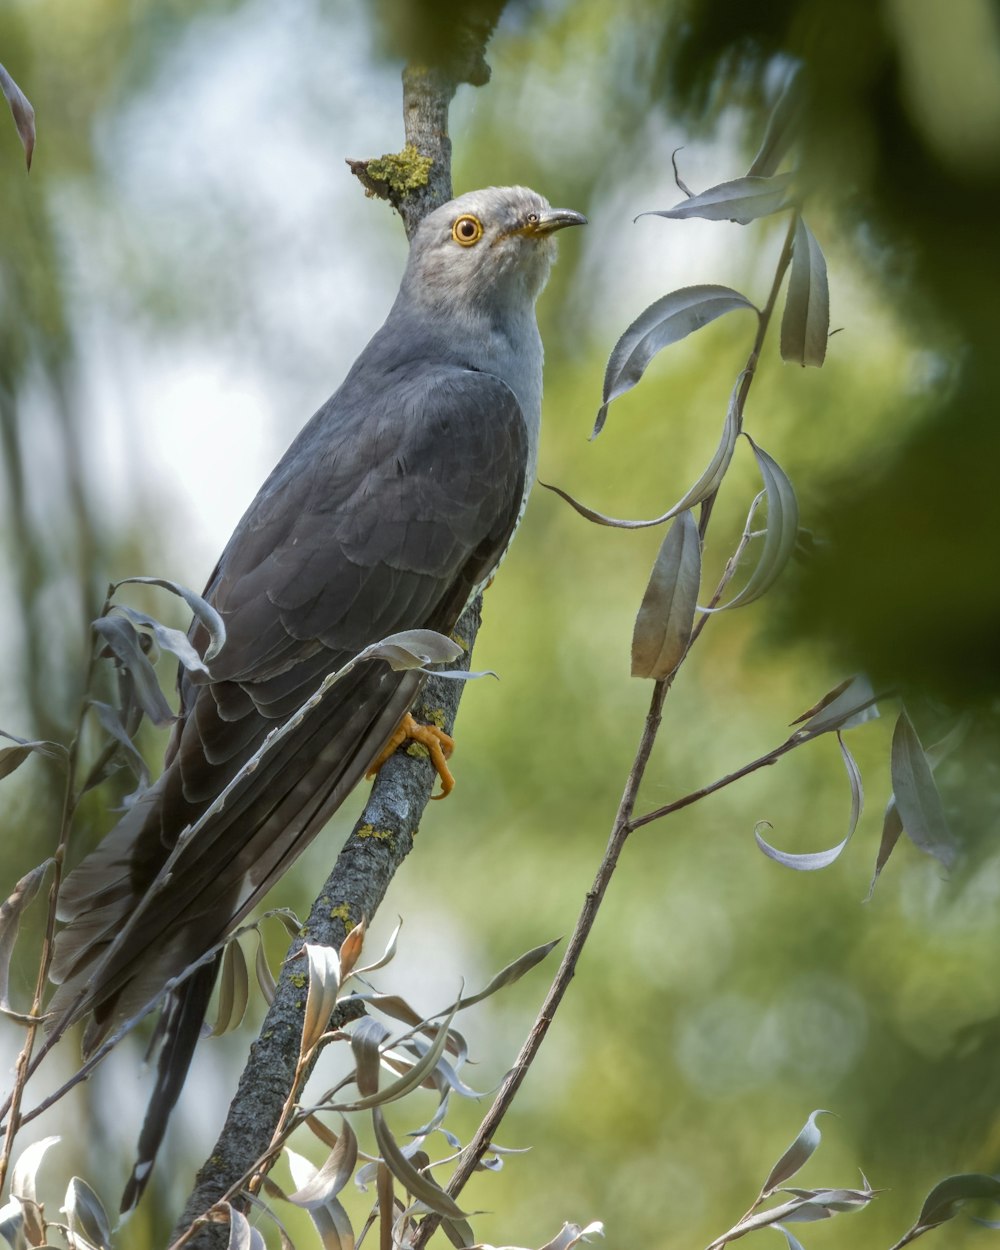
400,186,586,314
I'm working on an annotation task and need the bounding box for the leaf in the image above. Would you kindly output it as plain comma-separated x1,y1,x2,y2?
638,173,796,224
0,63,35,170
747,71,803,177
108,605,210,675
890,710,956,869
11,1136,60,1207
371,1108,467,1219
255,933,277,1006
351,918,401,978
544,372,743,530
358,631,463,671
112,576,227,662
223,1203,265,1250
594,285,757,435
755,734,862,871
0,731,64,781
63,1178,112,1250
781,216,830,367
0,1198,22,1250
704,437,799,611
457,938,560,1009
338,918,367,982
631,510,701,680
301,943,342,1056
92,615,175,726
87,700,150,790
539,1222,606,1250
791,675,879,738
288,1119,359,1209
913,1172,1000,1230
338,1005,458,1112
866,800,904,901
0,860,52,1012
760,1111,832,1194
771,1227,808,1250
210,938,250,1036
286,1150,356,1250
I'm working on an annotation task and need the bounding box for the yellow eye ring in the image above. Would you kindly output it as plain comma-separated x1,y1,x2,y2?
451,214,484,247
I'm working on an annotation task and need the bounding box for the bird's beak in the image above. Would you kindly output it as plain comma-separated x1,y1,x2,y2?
519,207,588,236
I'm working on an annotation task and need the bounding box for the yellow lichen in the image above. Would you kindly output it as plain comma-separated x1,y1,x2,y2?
365,144,432,196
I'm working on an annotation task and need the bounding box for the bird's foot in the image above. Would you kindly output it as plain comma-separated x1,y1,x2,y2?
366,712,456,799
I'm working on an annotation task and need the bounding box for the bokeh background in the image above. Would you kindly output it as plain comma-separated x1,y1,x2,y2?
2,0,999,1247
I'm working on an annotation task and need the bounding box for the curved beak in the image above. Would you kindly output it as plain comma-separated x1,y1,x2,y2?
521,207,588,236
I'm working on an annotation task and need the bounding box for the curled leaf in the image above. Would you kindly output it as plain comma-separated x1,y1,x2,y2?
457,937,560,1010
358,631,463,672
338,917,367,983
761,1111,832,1195
866,800,904,902
63,1178,113,1250
288,1119,359,1209
301,943,342,1056
210,937,250,1036
781,216,830,367
0,731,63,781
595,285,757,435
287,1148,357,1250
703,437,799,611
108,605,209,675
914,1173,1000,1230
0,62,34,170
638,173,796,224
540,1222,606,1250
890,711,956,869
631,509,701,680
113,575,227,662
755,734,862,871
92,615,175,726
86,701,150,792
223,1202,265,1250
791,675,879,739
544,372,743,530
0,860,52,1013
371,1107,467,1219
747,70,803,177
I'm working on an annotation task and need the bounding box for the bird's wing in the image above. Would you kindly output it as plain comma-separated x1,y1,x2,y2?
52,362,528,1035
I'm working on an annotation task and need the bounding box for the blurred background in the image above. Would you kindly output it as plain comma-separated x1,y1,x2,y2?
1,0,999,1246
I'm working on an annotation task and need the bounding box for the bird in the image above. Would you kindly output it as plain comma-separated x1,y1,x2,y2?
47,185,585,1208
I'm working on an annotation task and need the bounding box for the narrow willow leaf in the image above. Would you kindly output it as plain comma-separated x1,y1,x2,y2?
914,1172,1000,1229
704,437,799,611
286,1150,356,1250
780,1182,876,1218
371,1108,467,1219
301,943,343,1056
781,216,830,367
92,615,174,726
63,1178,112,1250
377,1162,394,1250
109,605,209,675
11,1136,60,1206
254,933,277,1006
457,938,560,1009
352,918,401,978
339,1004,458,1112
338,918,366,983
540,1222,606,1250
638,173,796,224
746,71,803,177
288,1119,359,1209
544,372,743,530
113,576,226,661
351,1016,389,1098
224,1203,264,1250
890,711,956,868
866,800,904,901
358,631,463,671
0,62,35,170
0,731,63,781
755,735,862,871
791,675,879,738
761,1111,832,1194
0,861,51,1013
594,285,757,435
210,938,250,1036
87,701,150,789
632,510,701,680
772,1227,808,1250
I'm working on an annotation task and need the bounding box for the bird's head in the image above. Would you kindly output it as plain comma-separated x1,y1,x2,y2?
402,185,586,311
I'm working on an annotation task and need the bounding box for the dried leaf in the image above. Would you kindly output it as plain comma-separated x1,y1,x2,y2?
544,372,743,530
11,1137,60,1207
890,711,956,869
86,701,150,790
223,1203,265,1250
761,1111,832,1194
350,1016,389,1098
63,1178,112,1250
255,933,277,1006
301,943,342,1056
210,938,250,1036
781,216,829,367
704,437,799,611
286,1150,356,1250
0,731,64,781
791,675,879,738
92,615,174,726
113,576,226,661
457,938,560,1009
108,605,209,675
866,800,904,901
0,62,35,170
358,631,463,671
638,173,796,224
338,918,367,983
594,286,757,435
631,510,701,680
339,1005,457,1112
288,1119,359,1209
539,1222,605,1250
755,735,862,871
772,1227,808,1250
0,860,51,1012
371,1108,467,1219
351,918,401,978
377,1162,393,1250
746,71,803,177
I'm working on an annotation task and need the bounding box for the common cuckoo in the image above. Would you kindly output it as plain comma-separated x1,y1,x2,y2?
49,185,585,1207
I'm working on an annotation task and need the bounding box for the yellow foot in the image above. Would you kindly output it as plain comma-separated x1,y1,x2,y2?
366,712,456,799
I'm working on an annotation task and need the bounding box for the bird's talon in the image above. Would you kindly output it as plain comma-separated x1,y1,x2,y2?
367,712,456,798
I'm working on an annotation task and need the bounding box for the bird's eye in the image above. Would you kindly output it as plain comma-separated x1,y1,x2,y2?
526,212,539,224
452,214,484,246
